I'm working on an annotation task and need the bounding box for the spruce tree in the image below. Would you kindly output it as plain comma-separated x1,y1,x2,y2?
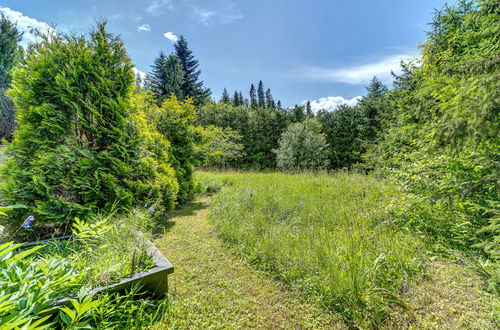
174,35,211,106
277,100,282,109
306,101,313,117
146,52,185,104
232,90,240,106
238,91,246,107
220,88,230,104
257,80,266,107
0,14,23,141
265,88,275,108
249,84,257,108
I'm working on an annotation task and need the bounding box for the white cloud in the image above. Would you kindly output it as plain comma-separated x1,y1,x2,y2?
303,54,416,85
303,96,362,112
138,24,151,32
132,67,146,83
146,0,173,16
163,31,178,42
0,7,54,45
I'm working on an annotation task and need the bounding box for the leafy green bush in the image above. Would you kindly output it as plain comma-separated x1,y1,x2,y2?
195,125,245,168
0,22,179,236
275,118,330,171
206,171,425,327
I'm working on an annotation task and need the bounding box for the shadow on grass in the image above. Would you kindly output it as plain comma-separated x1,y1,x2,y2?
152,199,210,235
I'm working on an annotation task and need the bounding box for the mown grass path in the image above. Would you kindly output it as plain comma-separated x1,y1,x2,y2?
154,197,341,329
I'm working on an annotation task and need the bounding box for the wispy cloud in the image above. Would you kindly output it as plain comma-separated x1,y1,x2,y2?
138,24,151,32
146,0,173,16
302,54,416,85
303,96,362,112
191,1,243,25
164,31,178,42
0,7,54,45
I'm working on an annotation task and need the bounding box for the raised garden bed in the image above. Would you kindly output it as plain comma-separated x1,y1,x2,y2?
25,235,174,303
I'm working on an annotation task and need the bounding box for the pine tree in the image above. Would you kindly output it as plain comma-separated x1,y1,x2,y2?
174,36,211,106
265,88,275,108
220,88,231,104
306,101,313,117
0,14,23,141
257,80,265,107
249,84,257,108
277,100,282,109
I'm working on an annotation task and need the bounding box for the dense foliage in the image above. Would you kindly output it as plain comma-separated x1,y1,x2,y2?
0,14,22,142
275,118,329,170
369,0,499,277
0,23,189,235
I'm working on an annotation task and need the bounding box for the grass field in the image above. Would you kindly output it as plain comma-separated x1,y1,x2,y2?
188,171,497,328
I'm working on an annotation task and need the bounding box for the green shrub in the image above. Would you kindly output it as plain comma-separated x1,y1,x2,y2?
275,118,330,171
0,22,178,236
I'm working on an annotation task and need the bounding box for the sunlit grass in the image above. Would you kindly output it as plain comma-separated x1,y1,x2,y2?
201,171,426,327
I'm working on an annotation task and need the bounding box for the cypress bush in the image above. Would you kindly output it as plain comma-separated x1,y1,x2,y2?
1,23,179,236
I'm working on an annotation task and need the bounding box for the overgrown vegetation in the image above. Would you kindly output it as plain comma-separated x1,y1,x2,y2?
205,171,425,327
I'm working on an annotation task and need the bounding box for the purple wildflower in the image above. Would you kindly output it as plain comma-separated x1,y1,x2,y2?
298,201,303,207
243,198,247,202
250,193,253,198
22,215,35,229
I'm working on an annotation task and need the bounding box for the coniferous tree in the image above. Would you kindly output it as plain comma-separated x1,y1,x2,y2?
306,101,313,117
174,35,211,106
239,91,246,107
0,14,23,141
276,100,282,109
232,90,240,106
2,22,179,232
359,76,388,142
146,52,185,104
265,88,275,108
220,88,230,104
257,80,266,107
249,84,257,108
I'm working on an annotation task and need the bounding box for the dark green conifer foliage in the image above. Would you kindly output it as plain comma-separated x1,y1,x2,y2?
0,14,23,141
291,105,306,122
276,100,282,109
232,90,240,106
1,22,178,234
174,36,211,106
265,88,275,108
305,101,313,117
257,80,266,107
146,52,185,104
249,84,257,108
220,88,231,104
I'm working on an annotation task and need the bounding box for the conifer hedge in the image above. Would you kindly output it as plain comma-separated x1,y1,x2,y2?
1,23,179,235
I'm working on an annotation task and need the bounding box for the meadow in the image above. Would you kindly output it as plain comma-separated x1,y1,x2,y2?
191,171,497,328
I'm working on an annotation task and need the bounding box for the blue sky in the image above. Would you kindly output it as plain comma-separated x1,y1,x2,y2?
1,0,449,110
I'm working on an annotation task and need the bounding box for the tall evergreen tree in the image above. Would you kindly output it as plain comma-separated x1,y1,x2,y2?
146,52,184,104
232,90,240,106
0,14,23,141
239,91,246,107
359,76,388,142
220,88,231,104
257,80,266,107
249,84,257,108
306,101,313,117
174,35,211,106
265,88,275,108
276,100,282,109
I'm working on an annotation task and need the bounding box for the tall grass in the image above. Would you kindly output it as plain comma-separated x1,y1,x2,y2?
202,171,425,327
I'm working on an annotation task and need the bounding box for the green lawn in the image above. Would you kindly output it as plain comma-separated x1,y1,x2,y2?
152,171,496,329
